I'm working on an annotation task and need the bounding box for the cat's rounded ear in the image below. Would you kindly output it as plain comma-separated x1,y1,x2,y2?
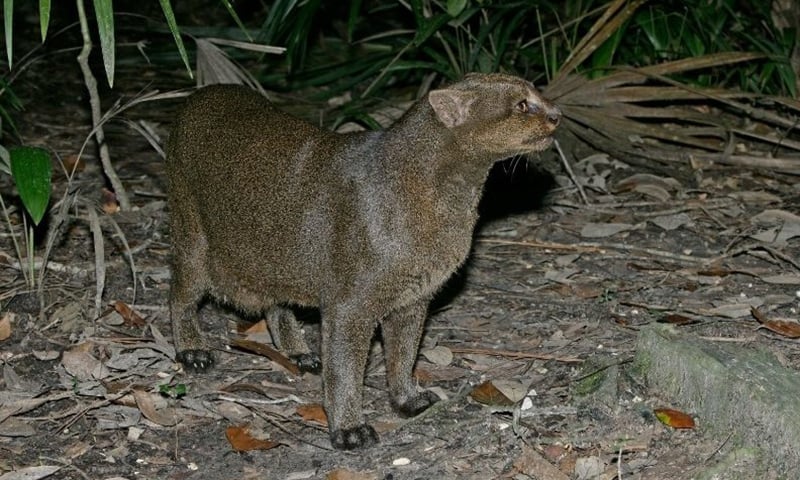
428,89,478,128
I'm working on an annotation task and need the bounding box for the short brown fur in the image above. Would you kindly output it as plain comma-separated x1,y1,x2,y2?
166,73,561,450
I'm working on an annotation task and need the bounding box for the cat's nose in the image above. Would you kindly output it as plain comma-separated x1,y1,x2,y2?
546,106,562,127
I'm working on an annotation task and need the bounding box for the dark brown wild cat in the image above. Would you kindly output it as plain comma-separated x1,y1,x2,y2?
166,73,561,449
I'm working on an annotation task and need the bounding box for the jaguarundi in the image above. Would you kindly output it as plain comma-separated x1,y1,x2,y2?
166,73,561,450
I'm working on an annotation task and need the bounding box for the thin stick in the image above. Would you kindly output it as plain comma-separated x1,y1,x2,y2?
554,139,589,205
444,345,583,363
75,0,130,210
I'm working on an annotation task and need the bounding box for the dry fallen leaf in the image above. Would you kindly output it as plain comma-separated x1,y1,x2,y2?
469,380,516,407
240,319,268,334
579,222,634,238
326,468,377,480
752,306,800,338
492,380,528,403
654,408,695,429
296,403,328,426
657,314,699,326
225,425,280,452
0,465,62,479
110,301,146,328
101,188,120,214
230,338,300,375
132,390,177,426
0,312,12,341
420,345,453,366
61,153,85,173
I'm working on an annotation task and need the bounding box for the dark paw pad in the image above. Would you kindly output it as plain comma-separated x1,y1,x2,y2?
396,390,440,417
176,349,216,372
291,353,322,374
329,424,379,450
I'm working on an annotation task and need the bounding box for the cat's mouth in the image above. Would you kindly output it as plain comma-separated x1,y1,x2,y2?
523,135,554,151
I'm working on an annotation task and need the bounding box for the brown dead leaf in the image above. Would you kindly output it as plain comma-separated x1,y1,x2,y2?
0,312,12,341
132,390,177,426
469,380,515,407
101,188,120,214
752,306,800,338
570,283,605,299
239,319,268,334
326,468,377,480
230,337,299,375
697,266,734,277
110,301,146,328
61,153,85,173
654,408,695,429
758,320,800,338
296,403,328,426
658,314,699,326
510,444,571,480
225,425,280,452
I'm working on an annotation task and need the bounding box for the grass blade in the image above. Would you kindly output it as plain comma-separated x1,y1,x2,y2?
4,0,12,68
39,0,50,42
219,0,253,41
92,0,115,87
158,0,192,79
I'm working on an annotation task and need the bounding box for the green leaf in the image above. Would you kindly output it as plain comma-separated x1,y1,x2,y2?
4,0,12,68
413,13,451,47
158,0,192,79
39,0,50,42
346,0,362,43
220,0,252,41
446,0,467,17
92,0,115,87
10,146,52,225
159,383,187,398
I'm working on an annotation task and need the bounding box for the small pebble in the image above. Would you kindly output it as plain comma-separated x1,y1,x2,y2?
392,457,411,466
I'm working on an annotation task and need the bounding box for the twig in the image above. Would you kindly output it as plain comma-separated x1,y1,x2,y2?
554,139,589,205
216,394,306,406
478,238,712,265
443,345,583,363
88,207,105,316
75,0,130,210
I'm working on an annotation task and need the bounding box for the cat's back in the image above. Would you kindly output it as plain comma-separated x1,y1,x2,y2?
167,85,327,175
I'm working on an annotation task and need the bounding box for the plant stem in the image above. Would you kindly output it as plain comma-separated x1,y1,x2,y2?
75,0,131,211
27,223,34,288
0,192,29,286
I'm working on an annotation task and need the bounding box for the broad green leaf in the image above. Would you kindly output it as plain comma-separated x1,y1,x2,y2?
446,0,467,17
92,0,115,87
10,146,52,225
39,0,50,42
158,0,192,79
412,13,451,47
4,0,12,68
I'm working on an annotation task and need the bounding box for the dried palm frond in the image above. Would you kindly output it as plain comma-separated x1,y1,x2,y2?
546,0,800,176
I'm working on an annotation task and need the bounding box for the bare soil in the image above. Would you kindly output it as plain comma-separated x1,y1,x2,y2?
1,48,799,480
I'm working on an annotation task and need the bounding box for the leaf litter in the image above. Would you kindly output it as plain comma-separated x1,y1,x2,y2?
3,30,800,480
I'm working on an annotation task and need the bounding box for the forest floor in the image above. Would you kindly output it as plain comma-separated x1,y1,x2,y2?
2,47,800,480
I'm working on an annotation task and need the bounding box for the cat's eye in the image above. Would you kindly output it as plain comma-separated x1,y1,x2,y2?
516,100,540,114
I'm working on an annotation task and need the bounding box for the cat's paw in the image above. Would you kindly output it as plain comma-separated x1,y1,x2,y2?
395,390,440,417
329,424,379,450
291,353,321,374
176,349,216,371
